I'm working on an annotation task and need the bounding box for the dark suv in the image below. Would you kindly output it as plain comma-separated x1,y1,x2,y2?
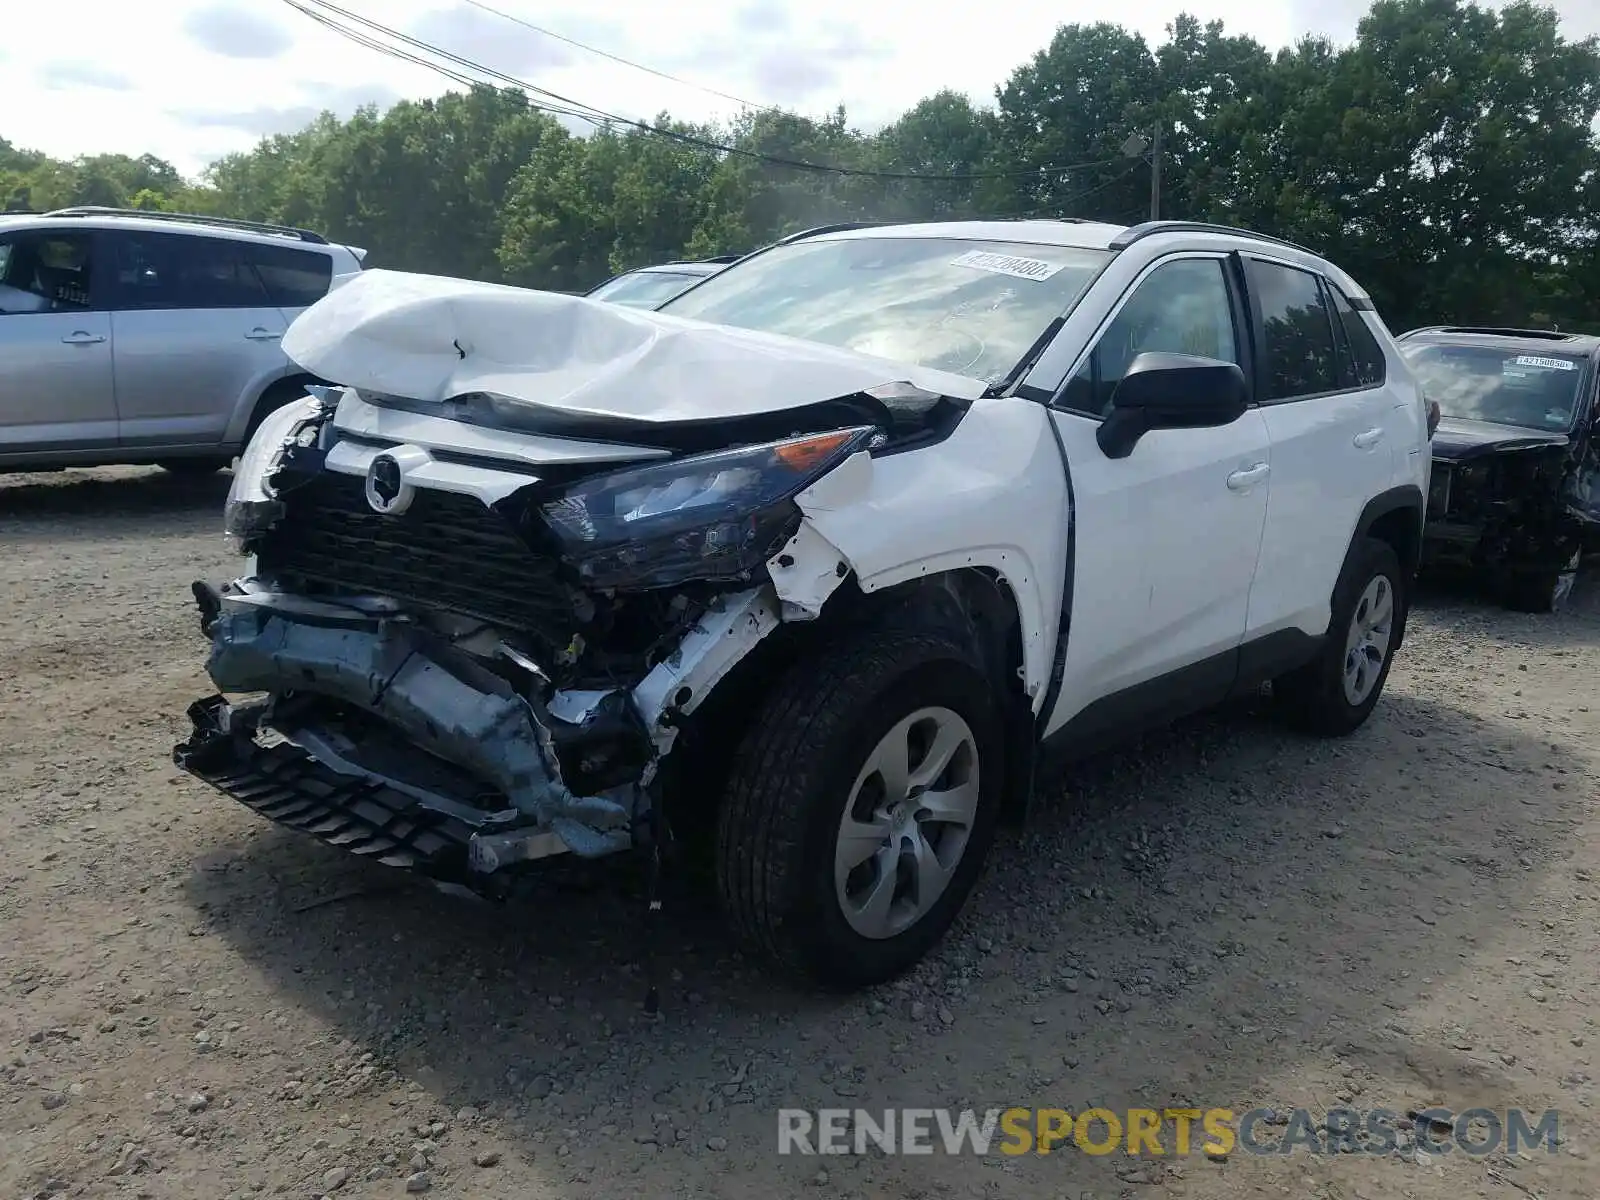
1397,326,1600,612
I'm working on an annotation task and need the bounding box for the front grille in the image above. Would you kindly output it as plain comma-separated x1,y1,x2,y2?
1428,462,1453,517
258,471,578,656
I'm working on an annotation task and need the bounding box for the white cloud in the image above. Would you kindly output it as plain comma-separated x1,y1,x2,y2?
37,61,135,93
1,0,1594,179
182,3,298,60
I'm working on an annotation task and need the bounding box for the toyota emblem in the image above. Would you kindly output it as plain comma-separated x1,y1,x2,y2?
364,454,410,514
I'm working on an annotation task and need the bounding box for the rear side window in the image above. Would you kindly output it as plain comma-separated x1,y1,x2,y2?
1247,259,1339,400
244,243,333,308
1326,285,1386,388
110,232,271,309
0,231,95,311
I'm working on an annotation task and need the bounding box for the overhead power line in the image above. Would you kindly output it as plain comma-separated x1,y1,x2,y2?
280,0,1133,184
460,0,773,113
282,0,605,126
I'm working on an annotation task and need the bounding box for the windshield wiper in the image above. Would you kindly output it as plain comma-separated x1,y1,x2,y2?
983,316,1066,398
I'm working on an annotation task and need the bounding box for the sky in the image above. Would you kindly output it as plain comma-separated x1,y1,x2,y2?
3,0,1597,180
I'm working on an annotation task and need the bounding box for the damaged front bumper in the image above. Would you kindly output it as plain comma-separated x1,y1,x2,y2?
174,580,779,891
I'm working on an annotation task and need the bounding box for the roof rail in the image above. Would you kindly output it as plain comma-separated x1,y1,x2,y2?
776,221,896,244
43,206,330,245
695,254,744,264
1422,324,1576,341
1109,220,1316,255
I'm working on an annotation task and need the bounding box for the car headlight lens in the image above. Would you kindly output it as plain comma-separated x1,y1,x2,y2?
539,426,874,589
223,395,325,553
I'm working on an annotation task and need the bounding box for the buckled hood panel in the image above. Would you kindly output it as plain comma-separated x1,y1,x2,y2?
282,268,987,424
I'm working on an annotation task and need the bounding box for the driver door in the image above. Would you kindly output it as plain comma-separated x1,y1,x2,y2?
1043,253,1271,739
0,229,118,457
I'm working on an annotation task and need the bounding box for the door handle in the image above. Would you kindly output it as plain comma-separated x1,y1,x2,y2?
244,328,282,341
1226,462,1270,490
60,331,106,345
1353,427,1384,449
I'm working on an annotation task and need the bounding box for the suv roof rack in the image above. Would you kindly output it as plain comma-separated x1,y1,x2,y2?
1404,324,1578,342
776,221,897,244
1109,220,1315,255
44,206,330,245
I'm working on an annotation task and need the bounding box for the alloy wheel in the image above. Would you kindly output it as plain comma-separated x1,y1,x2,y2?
833,707,981,940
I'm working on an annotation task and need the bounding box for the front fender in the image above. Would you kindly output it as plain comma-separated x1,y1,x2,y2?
794,398,1070,713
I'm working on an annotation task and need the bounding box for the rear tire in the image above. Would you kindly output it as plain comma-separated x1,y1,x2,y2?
1273,536,1404,736
715,622,1005,989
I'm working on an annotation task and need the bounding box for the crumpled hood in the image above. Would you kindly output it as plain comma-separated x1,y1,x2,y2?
282,268,987,423
1431,416,1570,462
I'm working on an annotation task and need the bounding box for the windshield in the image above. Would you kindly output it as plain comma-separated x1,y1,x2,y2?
1401,342,1586,432
588,269,706,309
659,236,1113,386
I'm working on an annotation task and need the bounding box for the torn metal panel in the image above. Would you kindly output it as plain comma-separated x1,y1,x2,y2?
330,387,668,467
201,596,635,857
766,523,850,621
631,589,781,754
795,398,1068,709
281,268,985,425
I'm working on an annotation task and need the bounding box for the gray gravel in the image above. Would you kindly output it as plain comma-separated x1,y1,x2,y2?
2,466,1597,1200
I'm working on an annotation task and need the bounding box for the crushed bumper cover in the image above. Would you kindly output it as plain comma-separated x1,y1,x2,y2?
174,585,640,885
175,694,551,887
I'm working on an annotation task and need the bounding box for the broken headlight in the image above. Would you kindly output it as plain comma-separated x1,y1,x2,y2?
539,426,874,589
223,395,324,553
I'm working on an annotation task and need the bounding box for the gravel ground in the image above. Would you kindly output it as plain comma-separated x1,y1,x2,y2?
3,465,1598,1200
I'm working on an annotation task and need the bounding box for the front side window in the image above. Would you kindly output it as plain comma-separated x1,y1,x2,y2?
0,232,94,313
111,233,271,310
1400,342,1585,432
1058,257,1239,417
588,270,705,309
1248,259,1340,400
660,236,1112,388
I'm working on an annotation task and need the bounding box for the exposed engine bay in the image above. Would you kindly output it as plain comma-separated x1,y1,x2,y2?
1424,423,1600,576
174,366,970,893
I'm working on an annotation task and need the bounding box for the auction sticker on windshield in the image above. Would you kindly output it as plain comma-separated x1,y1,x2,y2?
950,250,1065,282
1514,355,1578,371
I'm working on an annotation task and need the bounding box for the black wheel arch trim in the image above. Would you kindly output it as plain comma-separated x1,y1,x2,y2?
1356,484,1425,577
1349,483,1423,654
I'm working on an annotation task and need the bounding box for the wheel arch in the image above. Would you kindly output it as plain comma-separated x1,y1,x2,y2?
226,371,327,448
1351,484,1423,650
663,568,1035,847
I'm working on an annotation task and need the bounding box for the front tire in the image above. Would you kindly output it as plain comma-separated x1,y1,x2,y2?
715,623,1005,989
1273,536,1404,736
1502,547,1581,614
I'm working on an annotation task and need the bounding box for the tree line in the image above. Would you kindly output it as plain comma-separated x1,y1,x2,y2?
4,0,1599,333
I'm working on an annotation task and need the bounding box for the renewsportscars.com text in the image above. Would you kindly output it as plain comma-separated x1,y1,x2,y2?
776,1106,1560,1157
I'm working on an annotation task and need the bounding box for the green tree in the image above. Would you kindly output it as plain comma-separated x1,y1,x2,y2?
993,23,1162,222
5,0,1599,330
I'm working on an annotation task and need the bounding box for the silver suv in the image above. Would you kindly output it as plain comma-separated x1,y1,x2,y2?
0,207,365,475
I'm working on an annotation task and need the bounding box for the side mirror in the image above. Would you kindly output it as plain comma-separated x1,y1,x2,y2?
1096,352,1250,459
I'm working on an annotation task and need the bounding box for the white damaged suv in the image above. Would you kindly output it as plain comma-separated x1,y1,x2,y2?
174,219,1430,988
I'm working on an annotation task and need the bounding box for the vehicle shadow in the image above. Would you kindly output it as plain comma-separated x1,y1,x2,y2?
0,466,232,539
183,666,1589,1196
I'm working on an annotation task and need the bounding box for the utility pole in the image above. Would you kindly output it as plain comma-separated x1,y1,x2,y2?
1149,120,1163,221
